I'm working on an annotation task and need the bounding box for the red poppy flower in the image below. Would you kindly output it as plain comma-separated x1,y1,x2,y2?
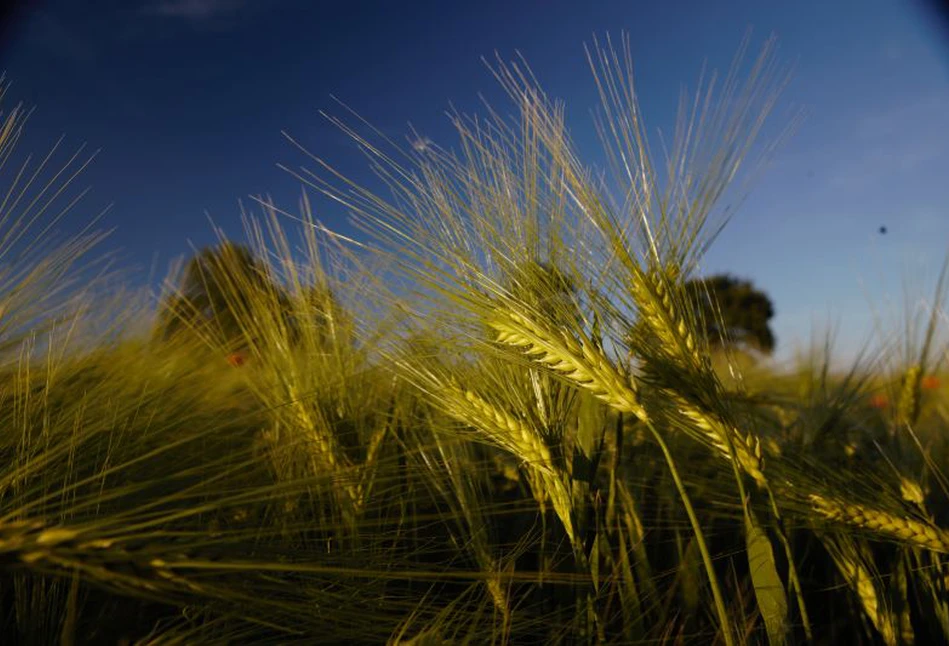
869,393,889,409
226,352,246,368
921,375,941,391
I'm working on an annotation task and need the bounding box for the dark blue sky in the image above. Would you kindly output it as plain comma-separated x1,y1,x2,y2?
3,0,949,363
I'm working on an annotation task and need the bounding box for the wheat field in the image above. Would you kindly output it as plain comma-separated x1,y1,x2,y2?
1,37,948,645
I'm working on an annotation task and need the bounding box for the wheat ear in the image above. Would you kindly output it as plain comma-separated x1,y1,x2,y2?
629,266,705,370
831,550,898,646
0,520,211,597
489,309,644,417
809,494,949,553
896,364,922,427
491,306,769,487
441,383,576,544
492,301,949,553
629,267,771,487
676,399,768,488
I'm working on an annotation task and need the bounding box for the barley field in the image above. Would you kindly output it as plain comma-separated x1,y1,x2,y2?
1,37,948,645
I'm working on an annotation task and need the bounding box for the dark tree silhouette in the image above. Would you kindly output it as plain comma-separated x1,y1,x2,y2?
155,242,293,352
154,242,354,355
684,273,776,355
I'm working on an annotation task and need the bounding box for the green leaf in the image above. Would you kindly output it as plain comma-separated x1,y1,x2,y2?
572,392,607,484
678,536,701,612
590,532,600,589
746,512,788,646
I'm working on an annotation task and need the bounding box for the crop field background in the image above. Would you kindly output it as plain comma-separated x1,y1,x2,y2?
1,16,949,646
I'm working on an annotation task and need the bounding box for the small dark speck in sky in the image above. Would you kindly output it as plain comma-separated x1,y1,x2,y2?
879,226,887,235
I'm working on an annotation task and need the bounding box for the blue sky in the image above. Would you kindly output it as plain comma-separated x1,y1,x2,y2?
2,0,948,365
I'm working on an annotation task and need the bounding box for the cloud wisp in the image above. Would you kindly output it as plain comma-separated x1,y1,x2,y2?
142,0,247,22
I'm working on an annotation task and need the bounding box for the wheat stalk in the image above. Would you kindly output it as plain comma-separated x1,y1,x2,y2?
0,520,212,598
491,305,770,488
831,549,898,646
493,302,949,555
628,265,772,488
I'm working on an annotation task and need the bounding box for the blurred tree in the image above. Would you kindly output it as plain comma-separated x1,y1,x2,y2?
684,273,776,355
155,242,355,355
155,242,292,352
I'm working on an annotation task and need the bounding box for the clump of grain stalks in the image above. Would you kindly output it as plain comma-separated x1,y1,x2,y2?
4,31,949,645
285,30,949,644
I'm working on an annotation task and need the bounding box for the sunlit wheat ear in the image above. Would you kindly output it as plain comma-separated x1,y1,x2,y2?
629,265,706,371
809,494,949,553
899,477,925,508
490,302,773,488
488,308,645,419
440,383,576,544
443,383,556,474
675,398,767,488
626,262,775,489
